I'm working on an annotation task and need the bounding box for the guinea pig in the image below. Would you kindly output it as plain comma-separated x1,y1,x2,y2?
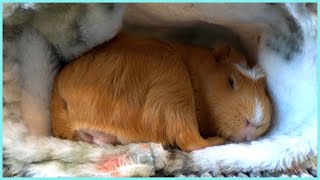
51,33,272,152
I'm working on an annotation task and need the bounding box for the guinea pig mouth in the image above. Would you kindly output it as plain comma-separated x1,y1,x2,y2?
244,136,255,141
230,134,256,142
229,136,246,142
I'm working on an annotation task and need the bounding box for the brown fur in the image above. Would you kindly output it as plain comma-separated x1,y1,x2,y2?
51,33,272,152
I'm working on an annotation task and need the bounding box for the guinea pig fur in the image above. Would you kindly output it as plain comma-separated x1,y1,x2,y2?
51,33,272,152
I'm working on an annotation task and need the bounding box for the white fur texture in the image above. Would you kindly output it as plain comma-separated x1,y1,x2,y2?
163,3,317,175
253,97,264,126
3,3,126,136
17,26,59,136
3,120,166,177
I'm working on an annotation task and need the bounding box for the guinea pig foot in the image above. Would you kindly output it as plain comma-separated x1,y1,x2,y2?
76,129,119,146
205,136,226,146
178,136,226,152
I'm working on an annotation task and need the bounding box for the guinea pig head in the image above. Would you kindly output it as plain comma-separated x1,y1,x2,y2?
205,44,272,142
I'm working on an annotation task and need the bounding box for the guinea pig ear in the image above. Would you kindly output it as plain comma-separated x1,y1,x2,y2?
212,43,232,63
252,65,266,81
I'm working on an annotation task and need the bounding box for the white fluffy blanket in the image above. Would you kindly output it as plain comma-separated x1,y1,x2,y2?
3,3,317,177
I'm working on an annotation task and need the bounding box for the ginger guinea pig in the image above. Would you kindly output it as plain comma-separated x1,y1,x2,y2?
51,33,272,152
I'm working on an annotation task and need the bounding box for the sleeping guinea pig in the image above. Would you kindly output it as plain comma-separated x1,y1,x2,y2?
51,33,272,152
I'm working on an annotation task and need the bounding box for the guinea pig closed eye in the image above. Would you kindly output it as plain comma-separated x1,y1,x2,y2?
51,34,272,152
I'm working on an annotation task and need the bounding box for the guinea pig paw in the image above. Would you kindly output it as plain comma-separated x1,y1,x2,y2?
206,137,226,146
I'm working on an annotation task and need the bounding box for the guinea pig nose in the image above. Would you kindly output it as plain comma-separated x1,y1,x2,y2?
245,119,251,127
245,119,260,129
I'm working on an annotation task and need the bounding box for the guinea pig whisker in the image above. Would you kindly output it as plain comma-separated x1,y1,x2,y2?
255,122,269,129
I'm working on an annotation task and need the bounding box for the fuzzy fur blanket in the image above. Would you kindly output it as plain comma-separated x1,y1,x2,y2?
3,3,318,177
